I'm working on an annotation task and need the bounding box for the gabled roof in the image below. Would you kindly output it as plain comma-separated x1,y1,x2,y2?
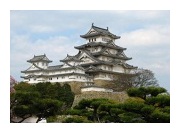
21,63,44,73
122,63,138,69
80,24,120,39
47,65,63,70
27,54,52,63
85,65,101,71
92,47,132,60
60,54,83,62
74,42,126,50
75,49,100,63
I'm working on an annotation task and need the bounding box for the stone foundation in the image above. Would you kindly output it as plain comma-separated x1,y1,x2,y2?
72,91,129,107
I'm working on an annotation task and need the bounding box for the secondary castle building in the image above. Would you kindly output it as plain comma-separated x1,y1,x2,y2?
21,24,137,92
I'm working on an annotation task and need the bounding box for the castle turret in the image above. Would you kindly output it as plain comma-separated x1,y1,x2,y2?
27,54,52,69
80,23,120,43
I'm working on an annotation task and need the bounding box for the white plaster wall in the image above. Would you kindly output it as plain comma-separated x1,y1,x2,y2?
113,65,124,73
109,49,117,55
47,75,88,83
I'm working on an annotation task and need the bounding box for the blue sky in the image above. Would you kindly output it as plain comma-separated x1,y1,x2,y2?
10,10,170,91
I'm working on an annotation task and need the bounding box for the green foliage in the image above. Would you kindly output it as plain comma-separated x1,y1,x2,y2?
147,87,166,97
14,105,33,117
57,83,74,107
74,99,92,109
127,87,147,100
65,109,82,115
68,87,169,123
119,112,145,123
146,95,170,107
127,87,167,100
122,100,145,113
150,109,170,123
141,105,155,115
62,116,91,123
10,82,74,123
46,116,58,123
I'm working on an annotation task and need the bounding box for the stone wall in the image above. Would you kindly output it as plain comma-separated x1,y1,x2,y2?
94,79,113,88
72,91,129,107
66,79,116,94
67,81,85,94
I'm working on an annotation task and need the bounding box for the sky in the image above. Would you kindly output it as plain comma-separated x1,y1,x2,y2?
10,10,170,91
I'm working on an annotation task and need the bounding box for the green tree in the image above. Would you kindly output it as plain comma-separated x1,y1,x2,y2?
127,87,167,100
65,87,169,123
10,82,74,123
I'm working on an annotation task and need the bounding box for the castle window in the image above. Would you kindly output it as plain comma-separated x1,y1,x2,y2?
29,79,30,81
89,39,91,42
94,38,96,41
57,77,58,79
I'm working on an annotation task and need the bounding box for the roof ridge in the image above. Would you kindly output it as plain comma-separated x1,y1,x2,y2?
92,25,108,31
34,54,45,57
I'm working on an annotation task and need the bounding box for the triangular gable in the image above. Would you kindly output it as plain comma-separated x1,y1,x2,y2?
119,51,127,57
26,64,42,71
102,48,111,55
61,63,72,68
108,41,117,47
86,66,99,71
43,56,49,61
78,51,98,63
87,28,98,35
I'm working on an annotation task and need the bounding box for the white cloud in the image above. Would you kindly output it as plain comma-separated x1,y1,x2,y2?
10,34,78,81
30,25,54,33
119,25,169,46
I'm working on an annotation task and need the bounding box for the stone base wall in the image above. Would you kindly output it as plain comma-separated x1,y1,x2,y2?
94,79,114,88
72,91,129,107
66,79,115,94
66,81,85,94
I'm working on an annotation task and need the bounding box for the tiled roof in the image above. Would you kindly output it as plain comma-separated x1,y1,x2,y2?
74,42,126,50
80,25,120,39
47,65,63,70
60,54,82,62
92,49,132,60
27,54,52,63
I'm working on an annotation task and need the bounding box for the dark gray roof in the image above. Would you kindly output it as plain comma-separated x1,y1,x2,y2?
47,65,63,70
27,54,52,63
80,25,120,39
60,54,83,62
85,69,133,75
75,49,100,62
44,72,92,78
74,42,126,50
21,72,93,79
85,65,101,71
21,64,44,73
92,48,132,60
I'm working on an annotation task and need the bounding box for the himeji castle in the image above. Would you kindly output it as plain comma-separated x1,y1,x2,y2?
21,24,137,92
